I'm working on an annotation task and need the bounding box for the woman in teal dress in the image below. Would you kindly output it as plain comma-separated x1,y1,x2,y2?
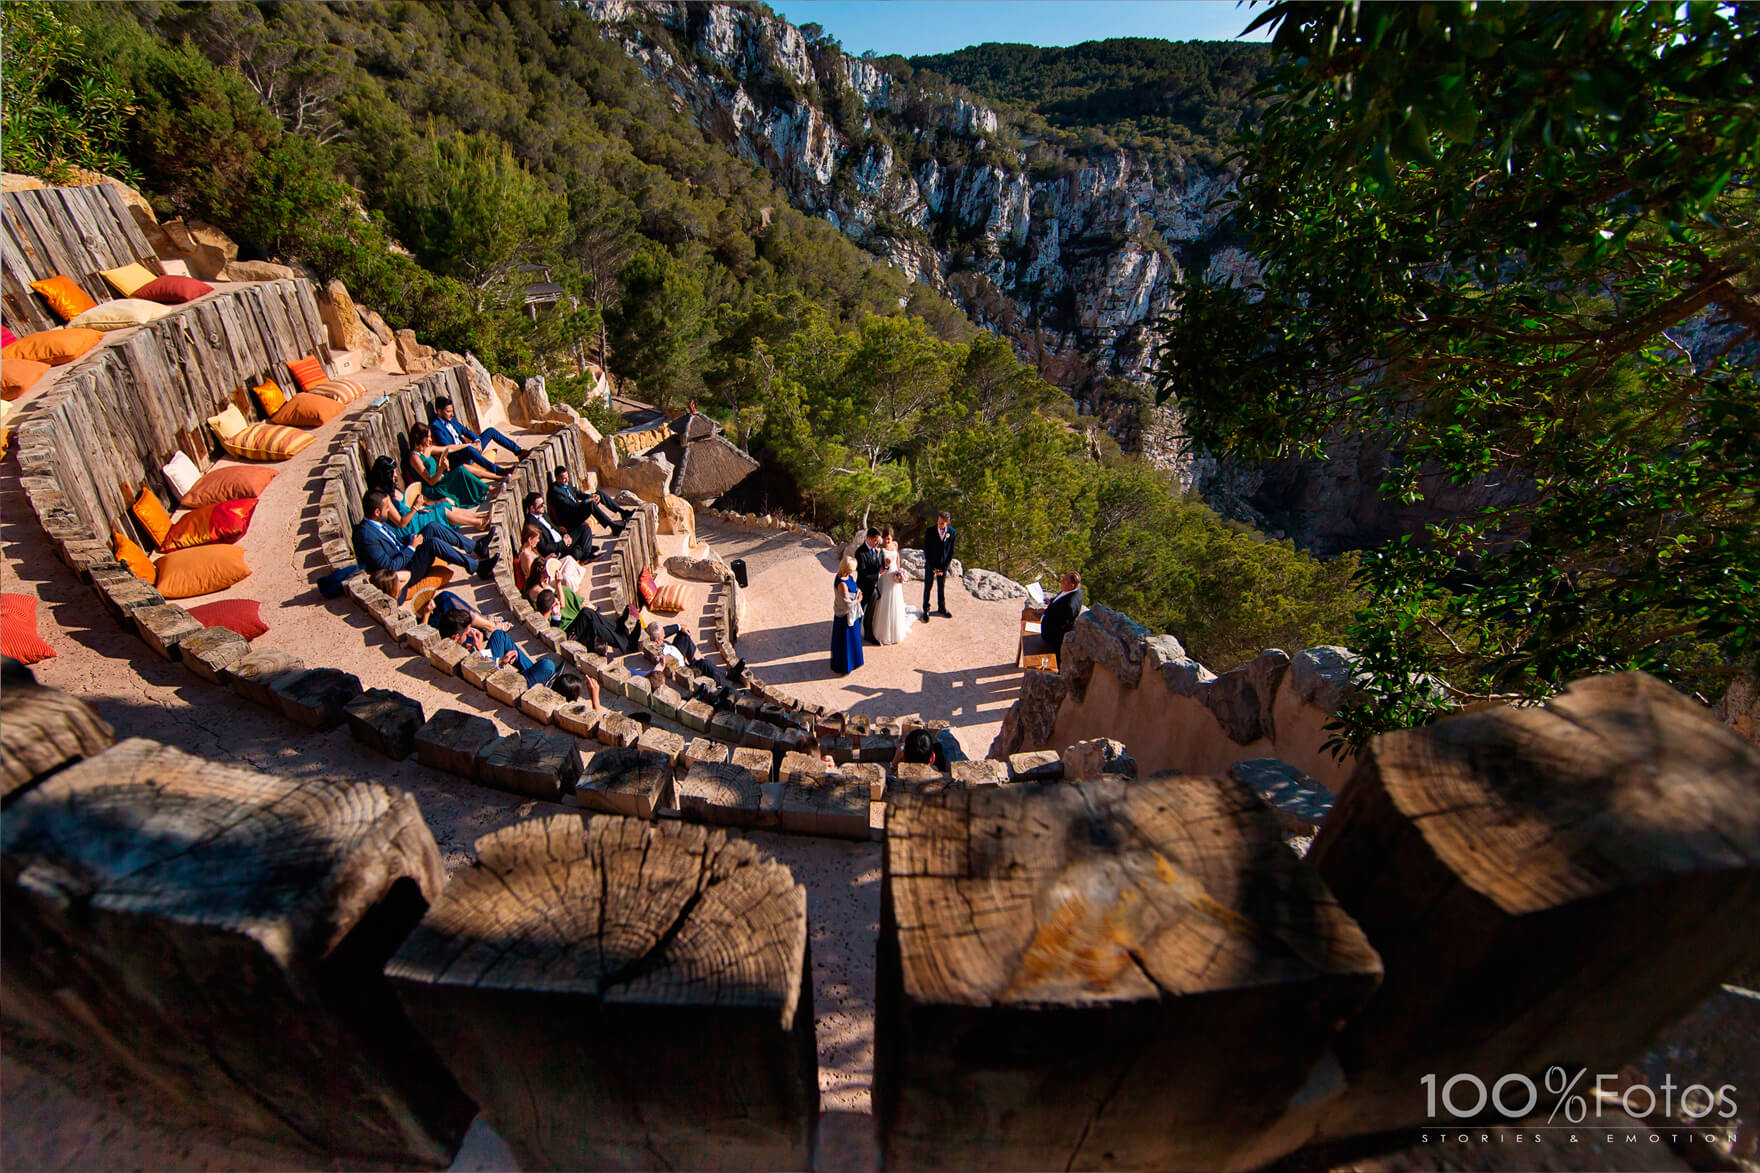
408,421,496,508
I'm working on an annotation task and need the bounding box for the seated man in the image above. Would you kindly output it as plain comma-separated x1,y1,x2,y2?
355,489,497,590
548,466,631,534
566,600,643,656
433,607,572,692
524,491,595,561
1039,571,1084,654
429,396,527,476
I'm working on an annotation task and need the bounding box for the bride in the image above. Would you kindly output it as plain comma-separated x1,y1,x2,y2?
874,526,915,645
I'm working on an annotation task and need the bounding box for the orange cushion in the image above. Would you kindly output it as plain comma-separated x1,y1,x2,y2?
185,598,267,640
220,422,315,462
638,566,658,607
287,354,327,392
650,583,686,613
131,486,173,546
180,465,277,507
113,530,157,584
2,357,50,400
307,379,369,404
0,594,55,664
161,497,259,552
2,327,104,366
254,379,289,416
29,275,96,322
152,545,251,599
269,391,344,428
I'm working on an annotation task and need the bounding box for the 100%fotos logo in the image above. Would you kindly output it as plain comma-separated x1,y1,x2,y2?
1423,1067,1738,1123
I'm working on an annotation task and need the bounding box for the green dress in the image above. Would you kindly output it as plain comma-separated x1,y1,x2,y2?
391,500,452,540
414,451,488,507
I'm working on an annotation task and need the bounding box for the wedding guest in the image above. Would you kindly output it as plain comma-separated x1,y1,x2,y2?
921,510,956,620
549,466,631,534
1040,571,1084,654
408,421,495,508
831,554,864,675
429,395,527,474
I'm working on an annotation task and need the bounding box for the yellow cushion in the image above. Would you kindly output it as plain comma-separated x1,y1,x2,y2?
99,262,159,298
207,403,250,441
2,327,104,366
254,379,289,416
131,486,173,546
69,298,176,331
152,544,251,599
29,274,97,322
113,530,157,584
287,353,327,391
307,378,369,404
269,390,344,428
221,421,315,462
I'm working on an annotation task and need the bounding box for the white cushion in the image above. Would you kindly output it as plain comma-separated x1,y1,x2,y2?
162,450,202,497
68,298,176,331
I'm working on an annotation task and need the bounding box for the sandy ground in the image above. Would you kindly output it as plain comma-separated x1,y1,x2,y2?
697,519,1025,760
0,386,881,1171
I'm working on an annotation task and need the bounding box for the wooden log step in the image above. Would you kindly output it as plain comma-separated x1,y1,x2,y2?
2,737,473,1165
776,775,871,840
476,730,582,802
552,700,602,738
226,648,305,708
386,814,818,1172
876,776,1382,1172
272,667,363,730
577,746,673,818
636,725,687,768
343,689,425,761
676,761,765,827
950,759,1006,788
1296,671,1760,1148
595,711,643,748
178,625,248,684
414,710,500,777
0,665,114,803
680,737,728,771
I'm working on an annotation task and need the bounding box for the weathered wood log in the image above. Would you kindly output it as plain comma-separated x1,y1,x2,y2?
343,689,425,761
1,738,473,1165
386,814,817,1172
552,700,602,738
636,725,686,767
414,710,500,776
226,648,305,708
0,665,115,802
577,745,673,818
178,625,248,684
476,730,582,802
676,761,765,827
950,759,1006,788
1296,671,1760,1146
876,776,1382,1172
272,667,363,730
776,775,871,840
595,711,643,748
681,736,729,771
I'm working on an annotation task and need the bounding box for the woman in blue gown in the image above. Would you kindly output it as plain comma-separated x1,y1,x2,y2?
830,555,864,675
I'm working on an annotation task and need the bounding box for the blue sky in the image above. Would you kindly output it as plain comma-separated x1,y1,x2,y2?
766,2,1270,57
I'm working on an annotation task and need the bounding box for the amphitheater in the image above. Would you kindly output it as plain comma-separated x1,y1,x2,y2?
2,180,1756,1173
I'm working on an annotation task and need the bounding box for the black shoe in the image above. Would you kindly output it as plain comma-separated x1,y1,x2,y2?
473,536,492,558
921,613,931,623
475,553,500,580
940,609,953,618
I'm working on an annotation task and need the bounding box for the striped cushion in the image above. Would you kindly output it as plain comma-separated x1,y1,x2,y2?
220,422,315,462
649,583,687,614
307,378,368,404
287,353,327,391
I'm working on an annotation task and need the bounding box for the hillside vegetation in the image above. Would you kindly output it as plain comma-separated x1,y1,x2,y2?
0,0,1357,669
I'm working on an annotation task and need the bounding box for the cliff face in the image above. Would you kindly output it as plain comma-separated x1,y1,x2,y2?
579,0,1245,404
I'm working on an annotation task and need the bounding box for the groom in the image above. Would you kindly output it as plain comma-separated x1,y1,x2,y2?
921,510,955,622
855,528,886,645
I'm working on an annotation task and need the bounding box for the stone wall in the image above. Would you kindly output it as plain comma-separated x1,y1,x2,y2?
989,605,1361,789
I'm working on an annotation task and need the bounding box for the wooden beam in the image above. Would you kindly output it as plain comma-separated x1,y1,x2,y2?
387,814,818,1171
0,664,115,802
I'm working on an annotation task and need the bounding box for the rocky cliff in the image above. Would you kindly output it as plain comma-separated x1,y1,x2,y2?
578,0,1249,418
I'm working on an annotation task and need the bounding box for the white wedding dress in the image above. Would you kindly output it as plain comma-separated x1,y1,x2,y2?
874,546,915,645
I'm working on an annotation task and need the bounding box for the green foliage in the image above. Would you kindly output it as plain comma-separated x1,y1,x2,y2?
0,2,139,183
1160,1,1760,739
609,243,715,412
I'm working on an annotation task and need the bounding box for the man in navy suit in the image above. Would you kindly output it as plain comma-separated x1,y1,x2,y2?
524,491,595,561
355,489,497,590
921,511,956,621
1039,571,1084,654
429,396,527,476
548,466,631,534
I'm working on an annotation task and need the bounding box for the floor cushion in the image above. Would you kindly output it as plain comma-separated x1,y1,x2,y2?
207,403,250,442
69,299,176,331
649,583,686,614
153,545,250,599
162,451,203,498
132,275,213,305
253,378,289,416
308,379,370,404
0,594,55,664
100,262,159,298
113,530,157,584
185,598,267,640
270,390,345,428
29,275,96,322
131,486,174,547
2,328,104,366
161,497,259,552
221,422,316,462
287,353,328,391
2,357,51,400
181,464,277,508
1,326,14,348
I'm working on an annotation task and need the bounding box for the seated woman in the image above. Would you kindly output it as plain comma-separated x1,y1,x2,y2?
412,585,509,635
407,421,494,509
369,568,412,605
530,582,588,630
516,522,589,596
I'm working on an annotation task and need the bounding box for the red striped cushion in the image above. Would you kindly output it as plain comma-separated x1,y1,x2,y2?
220,422,315,462
287,353,328,391
307,378,368,404
650,583,687,613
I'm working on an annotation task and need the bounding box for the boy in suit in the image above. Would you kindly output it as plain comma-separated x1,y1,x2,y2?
921,511,956,621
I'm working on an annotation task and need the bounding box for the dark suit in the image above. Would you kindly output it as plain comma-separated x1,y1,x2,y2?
355,517,476,579
549,480,628,532
922,524,956,615
854,542,885,642
528,511,595,560
1040,587,1083,653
